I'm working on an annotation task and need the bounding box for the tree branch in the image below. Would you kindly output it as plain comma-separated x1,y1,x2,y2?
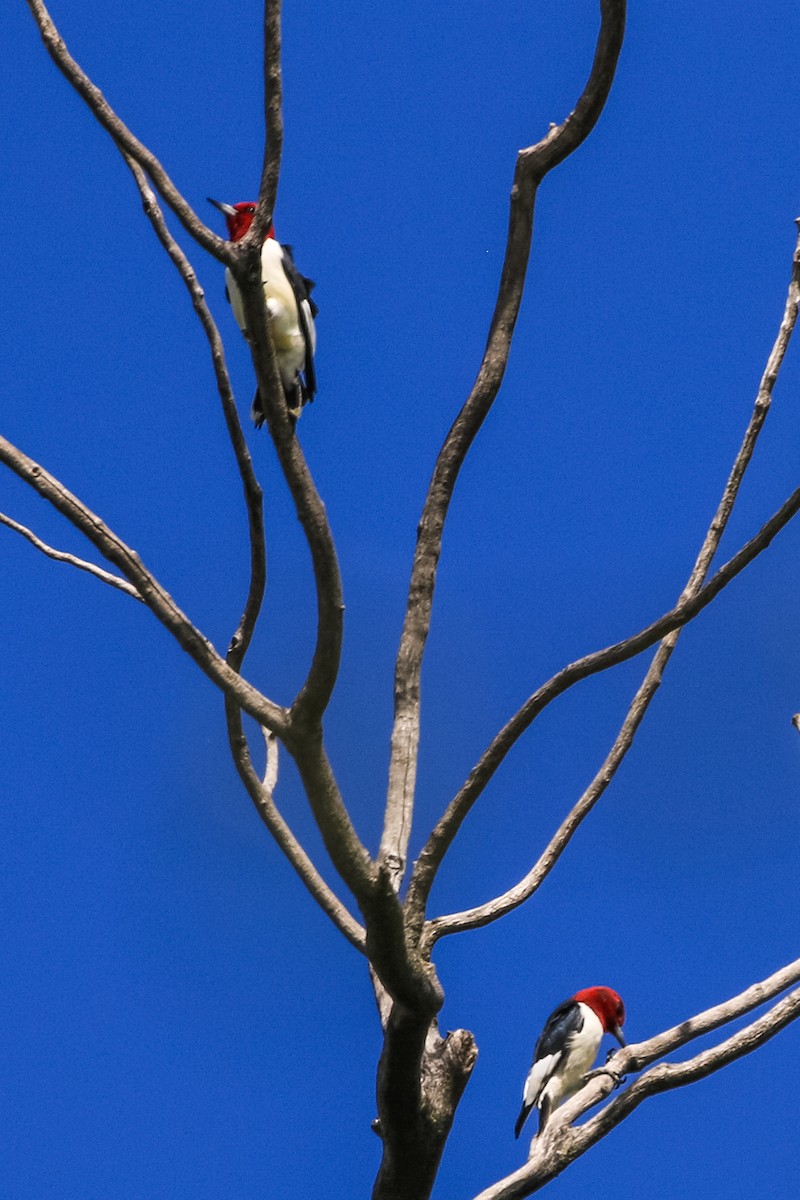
411,480,800,924
424,218,800,941
230,274,345,729
372,1011,477,1200
246,0,283,246
123,162,352,944
120,98,360,960
224,704,366,952
0,434,288,734
472,958,800,1199
0,510,142,600
125,158,268,666
576,987,800,1147
25,0,228,262
381,0,627,892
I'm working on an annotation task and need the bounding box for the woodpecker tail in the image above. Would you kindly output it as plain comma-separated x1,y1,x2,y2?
251,388,265,429
537,1095,553,1135
514,1102,533,1140
250,387,300,432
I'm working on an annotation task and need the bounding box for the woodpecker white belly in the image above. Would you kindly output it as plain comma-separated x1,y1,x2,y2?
208,198,317,425
523,1004,603,1114
225,239,316,392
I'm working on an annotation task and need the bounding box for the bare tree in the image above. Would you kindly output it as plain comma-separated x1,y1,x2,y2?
5,2,800,1197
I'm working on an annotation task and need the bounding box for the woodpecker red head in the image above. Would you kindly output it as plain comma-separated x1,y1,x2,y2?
514,986,626,1140
208,197,317,426
207,199,273,243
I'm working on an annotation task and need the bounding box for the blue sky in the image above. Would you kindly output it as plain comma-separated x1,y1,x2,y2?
2,1,800,1196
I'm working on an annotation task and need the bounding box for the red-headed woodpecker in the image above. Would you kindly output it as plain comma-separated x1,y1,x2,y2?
514,986,626,1139
208,199,317,426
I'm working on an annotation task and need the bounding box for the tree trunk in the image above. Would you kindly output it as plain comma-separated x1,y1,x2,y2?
372,1006,477,1200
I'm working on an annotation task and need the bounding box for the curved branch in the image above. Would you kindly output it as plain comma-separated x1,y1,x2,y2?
0,434,288,734
225,704,366,953
472,957,800,1199
0,510,142,600
425,219,800,941
25,0,228,262
411,482,800,923
284,734,383,915
125,158,268,665
381,0,627,890
232,277,345,729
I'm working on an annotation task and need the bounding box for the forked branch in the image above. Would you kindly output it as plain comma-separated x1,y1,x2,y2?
22,0,363,928
410,480,800,922
0,434,287,734
381,0,627,890
0,511,141,600
123,160,356,930
425,219,800,940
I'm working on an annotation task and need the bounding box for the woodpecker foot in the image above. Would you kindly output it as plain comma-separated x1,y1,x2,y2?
585,1066,626,1089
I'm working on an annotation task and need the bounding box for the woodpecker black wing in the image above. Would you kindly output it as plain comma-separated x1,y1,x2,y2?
280,244,318,405
514,999,584,1139
281,244,318,313
534,999,585,1061
296,293,317,404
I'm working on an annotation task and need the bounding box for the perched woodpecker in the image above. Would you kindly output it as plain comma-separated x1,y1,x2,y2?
514,986,626,1139
207,198,317,425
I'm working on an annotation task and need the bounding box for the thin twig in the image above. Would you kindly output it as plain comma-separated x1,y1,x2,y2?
0,511,142,600
425,219,800,941
0,434,288,735
25,0,228,262
25,0,269,685
381,0,627,893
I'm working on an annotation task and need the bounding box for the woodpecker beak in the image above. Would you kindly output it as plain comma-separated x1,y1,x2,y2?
611,1025,626,1048
207,197,237,217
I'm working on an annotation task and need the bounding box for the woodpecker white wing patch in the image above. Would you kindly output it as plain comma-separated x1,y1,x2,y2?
523,1051,562,1109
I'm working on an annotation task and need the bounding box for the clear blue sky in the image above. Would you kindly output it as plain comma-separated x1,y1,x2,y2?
2,1,800,1196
